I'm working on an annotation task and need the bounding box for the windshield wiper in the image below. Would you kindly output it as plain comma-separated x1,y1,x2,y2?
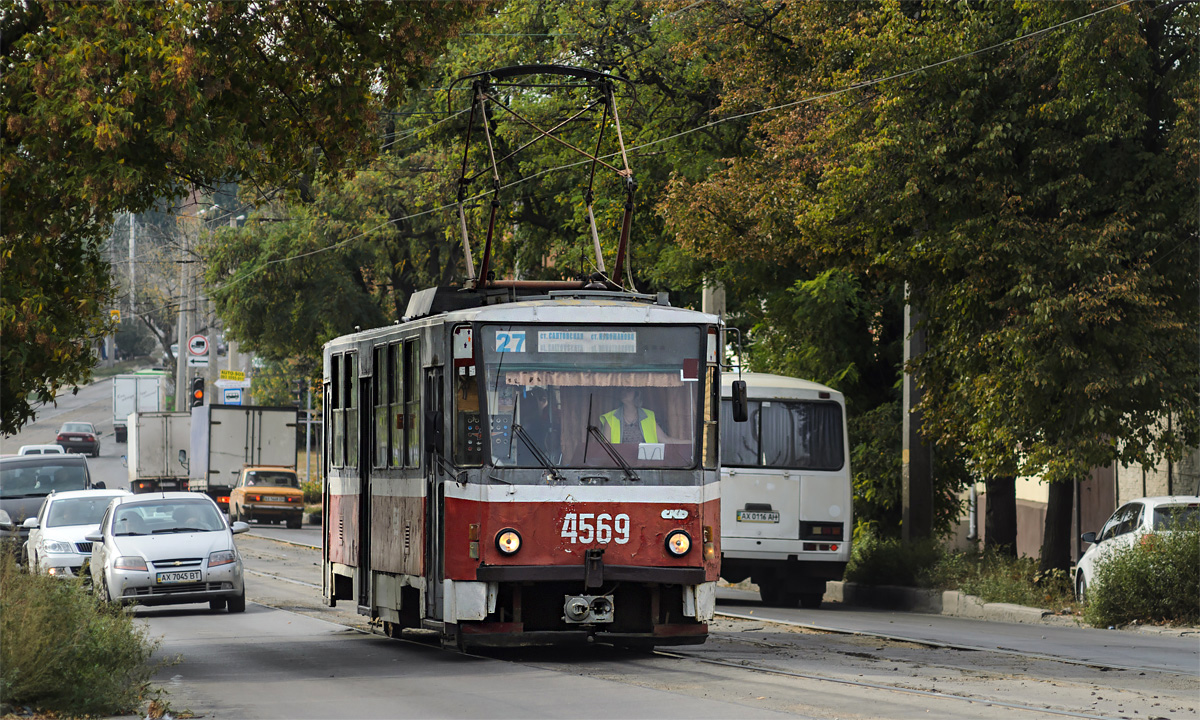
154,527,208,534
585,424,640,483
115,531,148,536
512,423,563,483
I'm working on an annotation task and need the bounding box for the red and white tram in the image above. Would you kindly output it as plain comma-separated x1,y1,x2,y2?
322,288,724,648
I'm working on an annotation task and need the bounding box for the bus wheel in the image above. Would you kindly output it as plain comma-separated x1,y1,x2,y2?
758,580,784,606
799,593,823,609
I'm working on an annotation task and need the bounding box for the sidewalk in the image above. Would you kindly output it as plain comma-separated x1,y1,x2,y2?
825,580,1200,636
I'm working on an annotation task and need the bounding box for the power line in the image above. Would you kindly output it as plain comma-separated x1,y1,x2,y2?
209,1,1137,292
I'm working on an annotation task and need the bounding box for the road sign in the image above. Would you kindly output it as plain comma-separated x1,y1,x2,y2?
223,388,243,405
188,334,209,356
110,309,121,321
187,356,209,367
219,369,245,382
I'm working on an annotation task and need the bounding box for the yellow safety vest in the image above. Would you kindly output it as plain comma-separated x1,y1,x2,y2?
600,408,658,443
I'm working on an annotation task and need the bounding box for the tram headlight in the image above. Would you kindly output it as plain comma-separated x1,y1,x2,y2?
665,529,691,556
496,528,522,555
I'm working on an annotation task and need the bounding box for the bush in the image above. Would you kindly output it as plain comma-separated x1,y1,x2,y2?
844,529,944,587
301,479,322,504
0,554,161,716
1083,527,1200,627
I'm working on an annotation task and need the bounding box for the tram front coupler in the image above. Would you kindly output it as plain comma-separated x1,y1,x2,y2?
563,594,615,624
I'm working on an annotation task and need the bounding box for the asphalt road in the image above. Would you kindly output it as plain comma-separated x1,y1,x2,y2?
9,378,1200,719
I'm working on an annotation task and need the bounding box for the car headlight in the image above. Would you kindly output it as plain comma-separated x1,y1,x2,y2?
208,550,237,567
495,528,521,555
665,530,692,556
114,556,147,571
42,539,74,554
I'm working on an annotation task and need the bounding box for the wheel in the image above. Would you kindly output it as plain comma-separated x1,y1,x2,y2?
383,621,403,639
1076,574,1088,603
758,580,784,606
92,446,100,458
799,593,823,609
227,588,246,613
99,572,113,603
209,598,227,611
286,516,302,530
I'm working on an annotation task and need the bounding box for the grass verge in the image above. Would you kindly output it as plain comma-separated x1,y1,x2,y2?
844,530,1077,614
0,552,164,716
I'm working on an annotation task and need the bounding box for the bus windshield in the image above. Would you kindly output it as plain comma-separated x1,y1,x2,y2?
720,400,844,471
472,325,702,471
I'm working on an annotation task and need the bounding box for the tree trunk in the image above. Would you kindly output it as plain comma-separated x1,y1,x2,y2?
1039,480,1076,573
984,475,1017,557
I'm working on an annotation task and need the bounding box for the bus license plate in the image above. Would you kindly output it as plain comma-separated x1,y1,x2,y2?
736,510,780,523
156,570,202,584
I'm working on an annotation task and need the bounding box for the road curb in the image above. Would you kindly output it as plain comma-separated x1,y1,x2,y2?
826,581,1057,625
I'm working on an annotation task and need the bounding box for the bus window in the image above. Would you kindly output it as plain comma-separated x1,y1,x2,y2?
719,400,759,467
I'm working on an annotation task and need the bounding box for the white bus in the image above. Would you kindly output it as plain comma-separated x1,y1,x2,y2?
719,372,852,608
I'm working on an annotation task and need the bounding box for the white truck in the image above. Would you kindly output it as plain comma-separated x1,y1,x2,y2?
188,405,299,511
126,411,192,493
112,371,168,443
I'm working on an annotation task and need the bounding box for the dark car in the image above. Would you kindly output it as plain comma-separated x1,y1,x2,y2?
56,422,100,457
0,454,103,558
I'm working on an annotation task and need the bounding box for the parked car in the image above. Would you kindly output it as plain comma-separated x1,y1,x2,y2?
1,454,102,556
87,492,248,612
23,488,131,577
18,444,65,455
1076,495,1200,600
55,422,100,457
229,466,304,529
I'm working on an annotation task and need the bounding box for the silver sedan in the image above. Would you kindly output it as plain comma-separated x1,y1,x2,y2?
88,492,250,612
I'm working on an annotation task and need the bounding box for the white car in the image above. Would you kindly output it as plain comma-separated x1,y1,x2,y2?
17,444,65,456
1076,495,1200,600
87,492,249,612
23,488,131,577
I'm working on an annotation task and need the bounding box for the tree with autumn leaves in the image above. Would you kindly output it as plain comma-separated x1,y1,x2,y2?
1,0,479,434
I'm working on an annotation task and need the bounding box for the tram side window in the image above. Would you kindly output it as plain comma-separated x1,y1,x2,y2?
345,353,358,468
390,343,403,467
373,346,389,468
405,339,420,468
331,355,344,468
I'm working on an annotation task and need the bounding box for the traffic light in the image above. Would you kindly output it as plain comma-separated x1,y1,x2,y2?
190,376,206,407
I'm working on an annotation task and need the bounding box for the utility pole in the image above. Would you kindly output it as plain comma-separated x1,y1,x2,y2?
175,218,190,410
128,212,136,315
306,385,313,484
902,285,933,543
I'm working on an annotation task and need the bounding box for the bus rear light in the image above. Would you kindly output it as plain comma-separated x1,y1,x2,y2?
217,496,230,505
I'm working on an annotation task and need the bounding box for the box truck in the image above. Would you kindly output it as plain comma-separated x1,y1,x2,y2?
112,371,167,443
126,411,192,493
188,405,298,511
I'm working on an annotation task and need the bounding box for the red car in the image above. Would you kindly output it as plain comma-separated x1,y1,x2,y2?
55,422,100,457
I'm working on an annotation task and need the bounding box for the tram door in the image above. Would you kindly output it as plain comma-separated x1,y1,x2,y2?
424,367,445,620
357,375,372,612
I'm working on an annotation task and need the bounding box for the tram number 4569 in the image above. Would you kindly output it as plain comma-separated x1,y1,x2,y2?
561,512,631,545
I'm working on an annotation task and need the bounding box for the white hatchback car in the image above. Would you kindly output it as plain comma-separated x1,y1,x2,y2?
87,492,250,612
17,444,65,456
22,488,131,577
1076,495,1200,600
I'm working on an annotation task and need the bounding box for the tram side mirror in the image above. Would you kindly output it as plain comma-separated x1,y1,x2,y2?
425,410,444,453
731,380,748,422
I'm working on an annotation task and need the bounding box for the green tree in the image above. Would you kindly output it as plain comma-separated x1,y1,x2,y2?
1,1,478,434
664,1,1199,569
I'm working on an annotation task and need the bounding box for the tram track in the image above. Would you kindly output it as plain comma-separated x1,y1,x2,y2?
714,609,1196,678
651,646,1122,720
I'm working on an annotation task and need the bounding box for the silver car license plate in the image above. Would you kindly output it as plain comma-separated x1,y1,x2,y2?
736,510,781,523
156,570,202,584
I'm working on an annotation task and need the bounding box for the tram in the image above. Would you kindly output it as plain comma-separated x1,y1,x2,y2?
718,372,852,608
321,66,732,649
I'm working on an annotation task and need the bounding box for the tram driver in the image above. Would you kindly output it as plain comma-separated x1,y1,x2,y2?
599,387,682,445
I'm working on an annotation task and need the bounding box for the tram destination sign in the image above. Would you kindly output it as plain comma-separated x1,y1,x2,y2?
538,330,636,353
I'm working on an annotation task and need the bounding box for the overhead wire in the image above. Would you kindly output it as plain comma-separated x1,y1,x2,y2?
206,0,1136,293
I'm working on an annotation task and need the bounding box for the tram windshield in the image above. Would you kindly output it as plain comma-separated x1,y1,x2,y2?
467,325,703,472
